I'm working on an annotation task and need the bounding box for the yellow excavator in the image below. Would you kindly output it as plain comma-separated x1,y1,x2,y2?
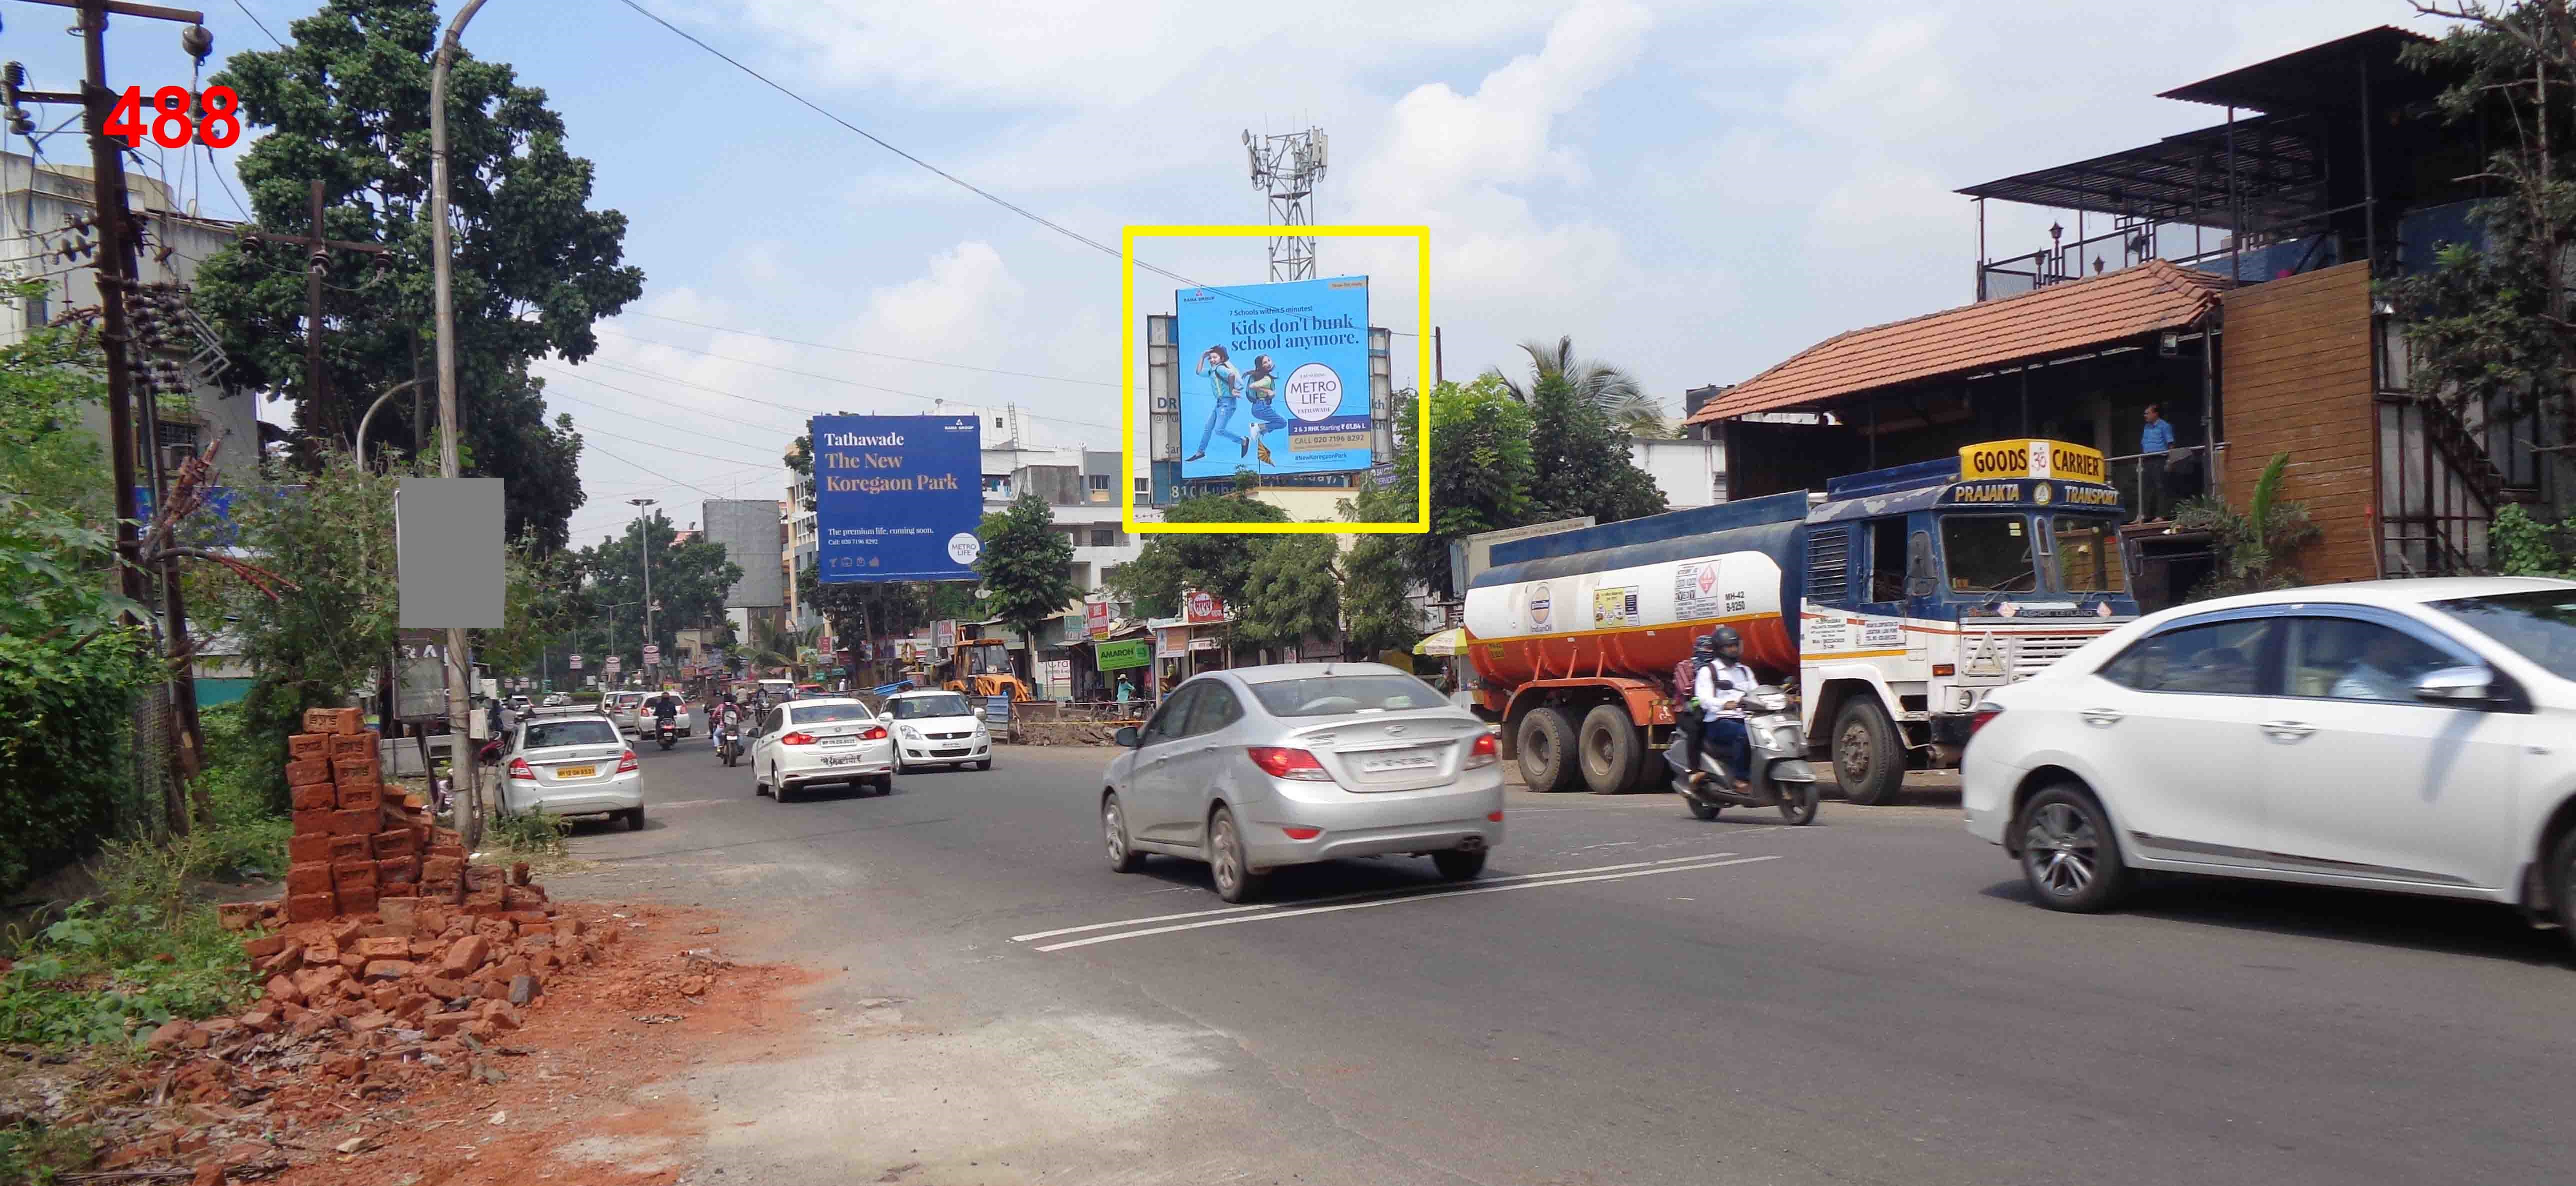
936,637,1032,701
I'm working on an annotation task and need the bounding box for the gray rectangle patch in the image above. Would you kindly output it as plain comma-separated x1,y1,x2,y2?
396,477,506,629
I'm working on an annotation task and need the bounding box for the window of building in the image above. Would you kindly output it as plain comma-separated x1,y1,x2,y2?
1134,476,1152,499
1090,528,1120,548
1086,473,1112,492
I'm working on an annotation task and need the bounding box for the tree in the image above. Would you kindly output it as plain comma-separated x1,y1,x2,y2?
975,490,1080,674
1236,536,1343,651
197,0,646,550
2172,452,2321,598
571,513,742,670
2388,3,2576,468
1106,491,1292,617
1490,336,1668,437
1526,372,1668,526
1377,376,1538,597
1339,483,1424,656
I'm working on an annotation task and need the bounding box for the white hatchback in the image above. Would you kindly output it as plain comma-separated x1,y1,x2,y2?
1964,577,2576,936
749,697,894,801
500,712,644,829
879,690,993,773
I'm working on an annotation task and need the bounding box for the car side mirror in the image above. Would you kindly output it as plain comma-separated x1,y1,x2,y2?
2412,665,2496,706
1114,726,1142,748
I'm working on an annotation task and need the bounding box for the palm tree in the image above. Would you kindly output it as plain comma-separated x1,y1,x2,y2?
1486,336,1669,437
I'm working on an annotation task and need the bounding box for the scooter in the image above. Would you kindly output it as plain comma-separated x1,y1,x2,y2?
1667,682,1821,825
714,720,741,767
654,717,678,751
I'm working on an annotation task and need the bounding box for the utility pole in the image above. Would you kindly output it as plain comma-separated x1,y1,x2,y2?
630,498,657,683
433,0,492,848
236,182,391,434
1243,127,1327,281
1434,326,1444,386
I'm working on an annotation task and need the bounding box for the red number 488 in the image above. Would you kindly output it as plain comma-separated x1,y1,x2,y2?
104,85,240,150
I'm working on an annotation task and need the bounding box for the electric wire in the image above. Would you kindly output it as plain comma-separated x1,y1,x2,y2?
563,338,1120,436
613,314,1117,388
232,0,288,49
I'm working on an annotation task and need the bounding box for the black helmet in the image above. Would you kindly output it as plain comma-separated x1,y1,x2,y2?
1710,625,1742,653
1692,633,1720,657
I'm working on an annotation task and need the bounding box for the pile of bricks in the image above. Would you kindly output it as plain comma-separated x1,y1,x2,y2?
278,706,528,922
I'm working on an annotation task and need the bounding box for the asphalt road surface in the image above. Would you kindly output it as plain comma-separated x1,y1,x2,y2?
550,738,2576,1186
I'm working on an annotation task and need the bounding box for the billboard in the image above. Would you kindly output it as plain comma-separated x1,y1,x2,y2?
1174,276,1370,480
811,415,982,582
702,499,785,608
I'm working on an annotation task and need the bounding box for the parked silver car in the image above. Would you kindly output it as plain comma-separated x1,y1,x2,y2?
1100,664,1504,902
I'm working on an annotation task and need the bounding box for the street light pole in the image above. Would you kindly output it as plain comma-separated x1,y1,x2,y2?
629,498,656,684
432,0,493,848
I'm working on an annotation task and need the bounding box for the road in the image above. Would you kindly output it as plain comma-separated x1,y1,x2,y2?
550,738,2576,1186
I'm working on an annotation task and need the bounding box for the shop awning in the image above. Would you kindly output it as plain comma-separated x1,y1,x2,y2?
1414,628,1470,657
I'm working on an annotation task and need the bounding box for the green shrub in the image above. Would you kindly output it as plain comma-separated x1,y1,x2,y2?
488,811,570,857
0,1120,100,1185
0,899,258,1048
190,703,290,879
2491,505,2576,578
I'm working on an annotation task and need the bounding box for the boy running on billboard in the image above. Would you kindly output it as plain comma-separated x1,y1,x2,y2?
1241,354,1286,468
1186,346,1244,462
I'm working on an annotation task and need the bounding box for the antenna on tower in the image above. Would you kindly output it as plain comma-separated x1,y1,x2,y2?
1244,127,1328,282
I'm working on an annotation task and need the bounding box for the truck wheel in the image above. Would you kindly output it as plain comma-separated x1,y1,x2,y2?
1831,698,1906,806
1516,707,1582,793
1577,705,1644,795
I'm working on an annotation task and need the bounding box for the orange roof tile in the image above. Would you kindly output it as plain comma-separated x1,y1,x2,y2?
1686,260,2228,425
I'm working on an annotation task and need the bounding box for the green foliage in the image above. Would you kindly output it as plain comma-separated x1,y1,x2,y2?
2490,504,2576,576
0,896,260,1048
796,564,944,658
488,811,570,857
0,1119,100,1185
976,491,1081,667
1490,336,1667,437
1236,536,1344,649
0,284,160,891
1337,480,1422,656
1106,492,1291,617
1408,376,1538,595
197,0,646,549
188,704,293,879
480,541,588,678
569,511,742,671
2172,452,2322,599
2383,5,2576,453
1526,371,1667,526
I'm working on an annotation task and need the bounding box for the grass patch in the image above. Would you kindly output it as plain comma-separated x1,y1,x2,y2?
0,838,264,1049
488,811,571,858
0,1120,101,1185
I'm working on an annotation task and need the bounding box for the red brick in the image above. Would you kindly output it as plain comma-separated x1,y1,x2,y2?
376,857,416,885
338,887,376,916
330,918,366,946
290,966,345,999
287,833,332,863
288,733,330,760
290,782,336,812
502,886,548,911
346,1011,396,1033
422,856,464,882
361,959,414,982
424,1012,473,1037
370,830,417,859
332,756,380,785
465,865,505,891
336,782,380,809
354,936,408,959
305,706,363,735
328,835,370,862
285,757,332,787
290,808,332,837
422,975,467,998
330,861,376,890
326,731,378,758
256,944,304,976
325,808,372,836
264,974,302,1003
380,882,418,898
376,898,418,929
286,892,336,923
284,863,332,896
239,1005,278,1033
303,939,340,967
244,934,288,959
438,935,492,976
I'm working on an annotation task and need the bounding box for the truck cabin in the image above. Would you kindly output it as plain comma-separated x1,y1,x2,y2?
1804,453,2140,621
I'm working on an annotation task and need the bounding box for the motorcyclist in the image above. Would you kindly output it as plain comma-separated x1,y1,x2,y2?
1692,626,1758,792
1674,633,1718,788
650,690,679,733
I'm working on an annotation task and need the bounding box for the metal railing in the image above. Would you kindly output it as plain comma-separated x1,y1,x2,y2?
2103,444,2218,521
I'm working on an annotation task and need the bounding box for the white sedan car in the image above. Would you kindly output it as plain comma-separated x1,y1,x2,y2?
879,690,994,773
750,696,894,801
1964,577,2576,936
500,711,644,829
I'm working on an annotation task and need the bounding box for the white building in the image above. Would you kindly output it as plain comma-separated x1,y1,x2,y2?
1628,437,1730,509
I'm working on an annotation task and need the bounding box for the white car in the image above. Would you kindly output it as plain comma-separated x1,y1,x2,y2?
606,692,646,733
1964,577,2576,934
750,696,894,801
500,711,644,829
878,689,993,773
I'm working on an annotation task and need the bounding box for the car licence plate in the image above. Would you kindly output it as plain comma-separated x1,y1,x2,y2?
820,736,856,748
555,765,596,779
1361,753,1440,774
820,754,864,766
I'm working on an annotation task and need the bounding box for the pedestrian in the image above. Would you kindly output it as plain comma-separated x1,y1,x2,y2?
2138,403,2176,523
1116,674,1134,706
485,695,504,740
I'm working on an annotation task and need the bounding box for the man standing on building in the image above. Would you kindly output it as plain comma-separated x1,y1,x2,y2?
2138,404,2176,523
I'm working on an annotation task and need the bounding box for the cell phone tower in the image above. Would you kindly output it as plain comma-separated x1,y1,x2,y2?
1244,128,1328,281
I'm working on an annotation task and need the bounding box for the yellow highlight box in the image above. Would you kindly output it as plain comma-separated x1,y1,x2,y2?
1121,225,1432,535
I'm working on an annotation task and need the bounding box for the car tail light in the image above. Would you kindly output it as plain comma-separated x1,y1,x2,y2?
1281,826,1322,840
615,750,638,773
1486,810,1504,822
1968,703,2006,739
779,731,818,746
506,757,534,780
1464,733,1498,769
860,725,888,740
1246,746,1332,781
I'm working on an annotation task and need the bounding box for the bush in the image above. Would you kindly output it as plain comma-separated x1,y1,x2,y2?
0,1120,100,1185
190,703,291,879
0,897,258,1048
489,811,570,857
2492,505,2576,577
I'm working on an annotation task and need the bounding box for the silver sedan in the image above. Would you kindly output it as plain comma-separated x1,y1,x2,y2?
1100,663,1504,902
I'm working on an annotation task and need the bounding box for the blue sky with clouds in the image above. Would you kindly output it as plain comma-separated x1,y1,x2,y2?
8,0,2446,545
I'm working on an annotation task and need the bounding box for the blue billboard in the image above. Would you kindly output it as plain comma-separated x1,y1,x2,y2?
1175,276,1371,481
812,415,982,583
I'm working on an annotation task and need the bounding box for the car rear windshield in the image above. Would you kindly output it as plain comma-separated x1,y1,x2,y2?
889,694,972,719
523,720,618,749
2433,590,2576,682
1248,674,1444,718
790,703,870,725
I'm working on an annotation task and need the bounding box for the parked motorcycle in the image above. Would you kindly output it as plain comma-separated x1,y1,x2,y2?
1667,682,1820,825
654,717,678,751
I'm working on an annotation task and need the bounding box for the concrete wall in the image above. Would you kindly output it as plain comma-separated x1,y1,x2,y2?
1629,437,1728,508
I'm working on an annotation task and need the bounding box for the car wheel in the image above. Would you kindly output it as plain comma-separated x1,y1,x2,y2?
1516,707,1581,793
773,765,794,804
1831,698,1906,806
1208,805,1266,903
974,759,992,771
1432,849,1486,881
1104,793,1146,873
1688,797,1720,821
2550,829,2576,943
622,805,646,831
2018,784,2130,913
1576,705,1644,795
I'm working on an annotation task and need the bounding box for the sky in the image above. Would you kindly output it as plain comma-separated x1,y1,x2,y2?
6,0,2455,548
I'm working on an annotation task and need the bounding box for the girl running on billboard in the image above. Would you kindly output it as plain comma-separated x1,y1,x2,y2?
1186,346,1244,462
1241,354,1286,468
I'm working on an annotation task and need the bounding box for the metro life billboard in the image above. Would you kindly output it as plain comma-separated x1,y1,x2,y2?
1175,276,1371,481
812,415,983,582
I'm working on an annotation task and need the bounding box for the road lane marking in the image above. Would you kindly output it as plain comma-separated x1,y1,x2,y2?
1031,855,1782,952
1008,853,1744,943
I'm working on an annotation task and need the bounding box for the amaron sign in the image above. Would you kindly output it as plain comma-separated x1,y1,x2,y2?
812,414,984,582
1174,277,1372,481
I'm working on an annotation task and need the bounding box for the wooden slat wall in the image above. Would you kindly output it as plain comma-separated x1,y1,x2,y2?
2220,262,2377,583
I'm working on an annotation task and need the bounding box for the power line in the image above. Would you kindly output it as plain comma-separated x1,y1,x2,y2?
232,0,288,49
610,0,1416,337
540,361,809,437
553,401,789,467
546,345,1121,437
614,314,1116,388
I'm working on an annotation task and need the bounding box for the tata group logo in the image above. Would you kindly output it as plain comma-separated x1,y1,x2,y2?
823,430,905,447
